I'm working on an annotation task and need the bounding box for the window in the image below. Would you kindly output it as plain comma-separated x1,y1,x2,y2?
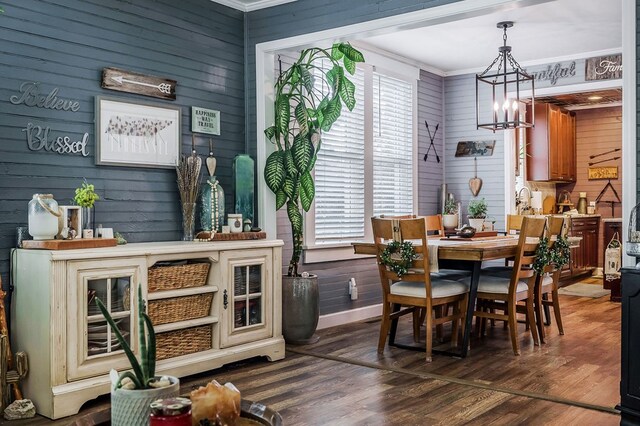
306,62,415,255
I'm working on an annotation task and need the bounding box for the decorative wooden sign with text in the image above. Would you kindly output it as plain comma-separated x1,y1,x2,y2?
192,106,221,135
455,140,495,157
588,166,618,180
101,67,177,100
585,54,622,81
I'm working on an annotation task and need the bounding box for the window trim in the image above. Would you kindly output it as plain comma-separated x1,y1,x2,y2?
303,62,419,264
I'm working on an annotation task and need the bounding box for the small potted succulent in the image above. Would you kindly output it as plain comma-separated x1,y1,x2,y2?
467,198,488,232
96,285,179,426
442,199,458,230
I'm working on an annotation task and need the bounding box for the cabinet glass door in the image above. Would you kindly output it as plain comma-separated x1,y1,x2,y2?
67,258,146,381
87,277,132,357
221,249,272,348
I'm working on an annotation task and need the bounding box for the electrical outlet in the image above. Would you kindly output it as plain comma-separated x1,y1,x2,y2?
349,278,358,300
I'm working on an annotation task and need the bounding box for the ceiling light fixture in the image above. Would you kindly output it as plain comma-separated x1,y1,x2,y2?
476,21,535,132
588,95,603,101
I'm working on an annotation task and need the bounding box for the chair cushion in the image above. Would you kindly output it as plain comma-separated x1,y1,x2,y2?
434,269,472,280
540,273,553,287
481,266,513,279
471,275,529,294
391,278,469,299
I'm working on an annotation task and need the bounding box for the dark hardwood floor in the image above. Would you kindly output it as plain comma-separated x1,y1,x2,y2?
4,288,620,425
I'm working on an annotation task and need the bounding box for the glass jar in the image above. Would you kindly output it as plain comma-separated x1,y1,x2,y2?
149,397,192,426
28,194,61,240
199,176,225,233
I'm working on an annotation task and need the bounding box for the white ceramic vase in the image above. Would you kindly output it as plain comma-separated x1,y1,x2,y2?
111,376,180,426
468,218,485,232
442,214,458,230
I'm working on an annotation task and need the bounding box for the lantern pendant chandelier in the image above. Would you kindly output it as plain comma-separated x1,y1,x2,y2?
476,21,535,132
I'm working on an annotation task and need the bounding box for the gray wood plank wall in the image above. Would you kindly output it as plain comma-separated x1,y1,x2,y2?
0,0,245,291
444,74,506,232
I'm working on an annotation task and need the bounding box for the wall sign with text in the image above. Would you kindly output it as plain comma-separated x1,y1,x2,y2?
191,107,220,135
585,54,622,81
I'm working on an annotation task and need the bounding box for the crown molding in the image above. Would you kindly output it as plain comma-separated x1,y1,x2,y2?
445,47,622,76
351,41,446,77
211,0,296,12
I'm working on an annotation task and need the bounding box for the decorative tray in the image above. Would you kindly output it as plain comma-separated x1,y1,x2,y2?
21,238,117,250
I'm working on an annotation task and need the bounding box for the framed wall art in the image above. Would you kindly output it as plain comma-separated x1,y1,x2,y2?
95,96,181,168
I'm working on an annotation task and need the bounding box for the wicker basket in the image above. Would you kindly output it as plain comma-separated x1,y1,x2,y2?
156,325,212,360
148,262,210,292
148,293,213,325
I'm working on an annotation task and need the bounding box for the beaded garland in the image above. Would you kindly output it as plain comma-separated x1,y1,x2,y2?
208,179,221,232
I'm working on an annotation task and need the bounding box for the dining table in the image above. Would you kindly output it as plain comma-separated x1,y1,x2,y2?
352,234,520,358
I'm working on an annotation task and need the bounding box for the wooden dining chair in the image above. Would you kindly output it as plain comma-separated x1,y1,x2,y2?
372,217,469,362
506,214,525,234
472,216,546,355
535,216,566,342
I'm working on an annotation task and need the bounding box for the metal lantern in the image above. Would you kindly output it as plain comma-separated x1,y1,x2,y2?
627,202,640,267
476,21,535,132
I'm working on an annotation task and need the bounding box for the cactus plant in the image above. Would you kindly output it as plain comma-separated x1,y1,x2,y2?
95,284,157,390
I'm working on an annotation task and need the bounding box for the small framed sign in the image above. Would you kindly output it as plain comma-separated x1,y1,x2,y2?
192,107,220,135
588,166,618,180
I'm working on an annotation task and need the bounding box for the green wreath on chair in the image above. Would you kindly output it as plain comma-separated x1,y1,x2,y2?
533,235,571,275
380,241,418,278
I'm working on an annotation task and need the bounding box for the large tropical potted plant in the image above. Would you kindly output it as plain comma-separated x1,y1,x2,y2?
264,42,364,343
96,285,179,426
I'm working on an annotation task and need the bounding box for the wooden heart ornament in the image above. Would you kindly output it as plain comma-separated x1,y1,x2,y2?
469,177,482,196
469,157,482,196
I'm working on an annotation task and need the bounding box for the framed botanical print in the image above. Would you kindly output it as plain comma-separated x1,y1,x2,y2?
95,96,181,168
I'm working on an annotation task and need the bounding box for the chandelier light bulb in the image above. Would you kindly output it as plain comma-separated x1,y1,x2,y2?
493,101,499,111
502,99,510,111
512,100,518,111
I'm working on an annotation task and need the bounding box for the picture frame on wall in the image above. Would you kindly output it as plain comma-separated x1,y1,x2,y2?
95,96,181,168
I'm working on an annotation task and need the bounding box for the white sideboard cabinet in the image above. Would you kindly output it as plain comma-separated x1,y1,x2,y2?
11,240,285,419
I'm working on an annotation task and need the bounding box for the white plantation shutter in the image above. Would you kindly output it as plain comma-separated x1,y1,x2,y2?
314,61,366,241
373,73,413,217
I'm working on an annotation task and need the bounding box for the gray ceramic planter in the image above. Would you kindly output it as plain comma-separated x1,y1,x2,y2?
282,274,319,344
111,376,180,426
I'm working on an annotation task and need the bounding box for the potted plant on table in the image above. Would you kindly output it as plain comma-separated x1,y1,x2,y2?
263,43,365,343
74,180,99,235
96,285,179,426
443,199,458,230
467,198,488,232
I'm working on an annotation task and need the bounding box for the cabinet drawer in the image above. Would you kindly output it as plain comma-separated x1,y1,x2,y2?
571,218,599,230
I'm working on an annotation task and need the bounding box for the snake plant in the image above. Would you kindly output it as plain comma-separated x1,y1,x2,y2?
95,284,156,389
264,43,365,276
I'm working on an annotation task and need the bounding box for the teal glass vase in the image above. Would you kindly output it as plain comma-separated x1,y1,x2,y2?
200,176,225,232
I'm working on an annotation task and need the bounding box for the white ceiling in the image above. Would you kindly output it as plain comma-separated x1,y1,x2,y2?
359,0,622,75
211,0,296,12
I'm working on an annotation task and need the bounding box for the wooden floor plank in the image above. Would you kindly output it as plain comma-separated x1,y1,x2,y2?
4,292,620,425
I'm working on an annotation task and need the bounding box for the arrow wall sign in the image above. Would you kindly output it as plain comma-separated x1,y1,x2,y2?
101,67,177,100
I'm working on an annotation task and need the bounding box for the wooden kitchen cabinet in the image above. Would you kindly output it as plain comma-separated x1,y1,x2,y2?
12,241,284,419
560,216,600,282
526,103,576,182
